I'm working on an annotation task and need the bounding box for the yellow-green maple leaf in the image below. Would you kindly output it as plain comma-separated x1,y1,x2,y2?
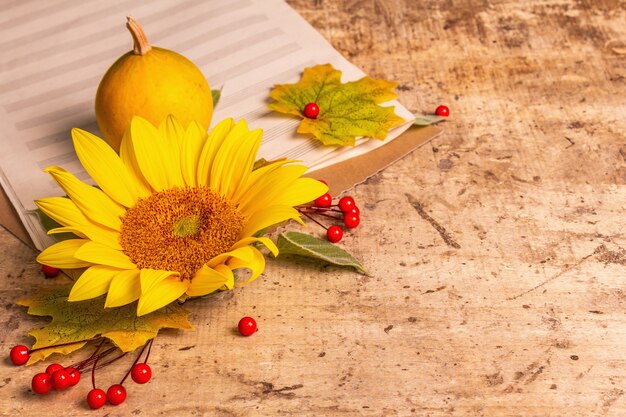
268,64,406,146
17,284,192,365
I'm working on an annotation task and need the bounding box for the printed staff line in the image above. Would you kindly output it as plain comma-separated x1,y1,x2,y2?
16,102,92,131
4,12,260,112
2,0,202,69
209,42,301,86
0,0,252,94
37,151,80,170
234,106,273,123
26,122,98,151
194,27,282,67
1,0,33,13
0,0,101,35
11,26,280,130
280,140,321,159
218,60,315,110
0,0,131,52
261,119,301,142
5,77,99,113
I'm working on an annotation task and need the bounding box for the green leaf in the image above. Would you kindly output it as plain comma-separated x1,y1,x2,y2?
413,114,446,126
212,88,222,108
17,284,193,364
36,208,78,242
268,64,405,146
276,231,369,275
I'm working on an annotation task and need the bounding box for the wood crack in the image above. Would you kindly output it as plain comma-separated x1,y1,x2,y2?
406,194,460,249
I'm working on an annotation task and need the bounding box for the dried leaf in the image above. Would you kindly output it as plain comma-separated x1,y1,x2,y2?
17,284,192,364
212,88,222,108
36,209,78,242
268,64,405,146
276,231,369,275
413,114,447,126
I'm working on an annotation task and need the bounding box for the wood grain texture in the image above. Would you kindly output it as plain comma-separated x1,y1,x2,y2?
1,1,625,416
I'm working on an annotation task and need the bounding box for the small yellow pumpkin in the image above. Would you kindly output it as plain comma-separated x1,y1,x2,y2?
95,17,213,152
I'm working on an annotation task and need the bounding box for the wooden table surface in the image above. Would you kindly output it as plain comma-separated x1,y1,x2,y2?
2,1,625,416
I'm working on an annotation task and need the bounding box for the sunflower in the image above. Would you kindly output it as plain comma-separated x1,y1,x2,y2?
36,116,326,316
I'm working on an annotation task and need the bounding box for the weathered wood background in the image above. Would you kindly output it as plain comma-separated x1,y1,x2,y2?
1,0,625,416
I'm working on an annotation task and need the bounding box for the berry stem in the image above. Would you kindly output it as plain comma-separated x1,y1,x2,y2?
71,344,113,372
120,340,150,385
144,339,154,364
94,351,127,371
91,339,106,390
300,209,328,230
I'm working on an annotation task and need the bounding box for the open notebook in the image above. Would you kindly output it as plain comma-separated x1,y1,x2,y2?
0,0,426,250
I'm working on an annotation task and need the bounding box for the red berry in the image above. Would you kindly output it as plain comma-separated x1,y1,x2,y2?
65,367,80,386
338,196,355,212
9,345,29,365
347,206,360,217
435,105,450,117
41,264,60,277
314,193,332,208
344,214,360,229
303,102,320,119
326,225,343,243
238,316,257,336
318,179,328,186
107,384,127,406
45,363,64,376
32,373,52,395
51,369,70,390
131,363,152,384
87,388,107,409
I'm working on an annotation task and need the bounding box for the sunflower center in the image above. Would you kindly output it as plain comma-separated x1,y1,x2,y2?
119,187,245,280
172,215,201,237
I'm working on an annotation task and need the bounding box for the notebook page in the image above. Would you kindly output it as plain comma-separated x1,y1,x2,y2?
0,0,413,249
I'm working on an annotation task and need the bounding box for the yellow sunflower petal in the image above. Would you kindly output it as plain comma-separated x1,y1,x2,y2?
240,205,303,238
180,121,207,187
68,265,119,301
159,114,185,148
237,165,308,216
196,118,235,186
44,166,125,231
119,128,153,196
231,159,301,205
231,236,279,257
105,269,141,308
271,177,328,207
139,268,179,294
217,264,235,289
230,246,266,287
207,245,256,269
72,128,144,207
47,224,121,250
137,275,189,316
130,116,184,191
186,263,233,297
36,239,91,269
35,197,87,227
210,120,262,199
74,241,136,269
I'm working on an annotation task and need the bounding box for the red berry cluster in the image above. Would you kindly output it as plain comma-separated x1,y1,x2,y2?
9,337,153,410
30,362,81,395
298,180,361,243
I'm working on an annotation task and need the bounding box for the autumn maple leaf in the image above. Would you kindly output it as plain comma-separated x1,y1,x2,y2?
268,64,406,146
17,284,192,364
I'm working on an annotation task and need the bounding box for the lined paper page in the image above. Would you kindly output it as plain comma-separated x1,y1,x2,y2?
0,0,413,249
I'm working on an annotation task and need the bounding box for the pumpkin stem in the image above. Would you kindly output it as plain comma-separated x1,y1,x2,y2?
126,16,152,55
